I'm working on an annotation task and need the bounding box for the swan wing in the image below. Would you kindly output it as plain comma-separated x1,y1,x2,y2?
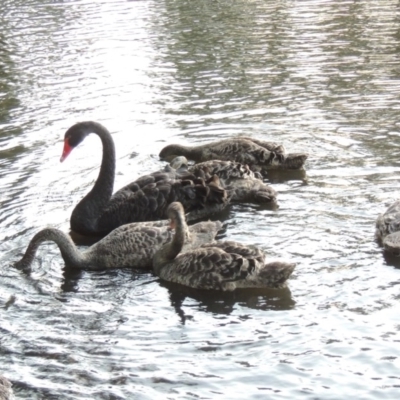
87,226,173,269
159,247,257,290
200,240,265,263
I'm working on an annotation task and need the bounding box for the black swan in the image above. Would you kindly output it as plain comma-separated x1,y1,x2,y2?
14,219,223,271
60,121,228,236
153,202,296,291
159,137,308,174
170,156,277,204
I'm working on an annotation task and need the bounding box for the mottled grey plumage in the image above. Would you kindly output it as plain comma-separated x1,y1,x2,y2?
170,157,277,204
240,136,286,154
14,219,223,271
376,200,400,253
153,202,296,291
0,376,13,400
61,122,228,236
159,137,308,173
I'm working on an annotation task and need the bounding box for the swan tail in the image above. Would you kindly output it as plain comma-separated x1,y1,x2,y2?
235,261,296,289
227,179,277,204
258,261,296,288
252,188,278,203
281,153,308,169
257,150,308,170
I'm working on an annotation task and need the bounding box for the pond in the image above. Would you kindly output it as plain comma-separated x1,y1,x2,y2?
1,0,400,399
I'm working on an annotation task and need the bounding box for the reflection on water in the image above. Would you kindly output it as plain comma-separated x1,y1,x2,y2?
1,0,400,399
161,280,296,322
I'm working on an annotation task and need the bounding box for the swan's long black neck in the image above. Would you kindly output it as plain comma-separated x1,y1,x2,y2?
70,122,116,235
14,228,87,270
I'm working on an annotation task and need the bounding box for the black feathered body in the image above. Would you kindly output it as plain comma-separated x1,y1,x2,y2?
62,122,228,236
95,176,227,235
171,158,277,204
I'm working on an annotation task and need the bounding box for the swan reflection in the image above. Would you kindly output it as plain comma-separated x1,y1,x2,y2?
159,280,295,323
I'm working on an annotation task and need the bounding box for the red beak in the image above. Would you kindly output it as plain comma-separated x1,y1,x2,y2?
60,140,73,162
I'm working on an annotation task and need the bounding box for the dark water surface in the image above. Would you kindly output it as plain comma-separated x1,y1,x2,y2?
1,0,400,399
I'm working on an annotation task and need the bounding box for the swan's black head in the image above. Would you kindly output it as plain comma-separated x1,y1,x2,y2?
60,121,97,162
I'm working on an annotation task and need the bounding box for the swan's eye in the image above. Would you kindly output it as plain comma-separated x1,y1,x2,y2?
68,134,79,147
